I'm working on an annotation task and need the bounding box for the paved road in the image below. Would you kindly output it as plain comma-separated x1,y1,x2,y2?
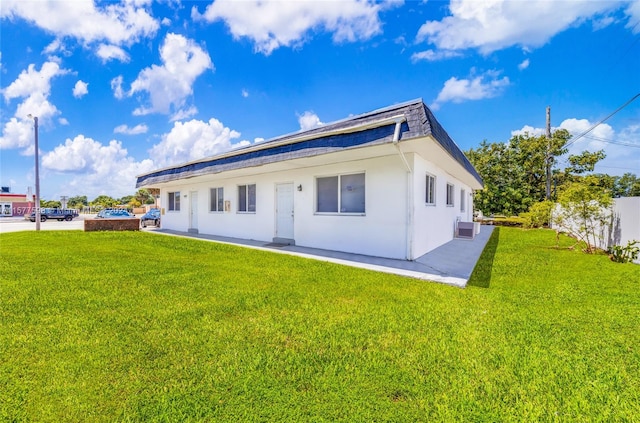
0,216,87,233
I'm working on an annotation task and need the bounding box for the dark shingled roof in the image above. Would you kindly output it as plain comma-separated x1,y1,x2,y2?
136,99,483,187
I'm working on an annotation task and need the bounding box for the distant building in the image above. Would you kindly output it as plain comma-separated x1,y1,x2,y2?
0,191,35,217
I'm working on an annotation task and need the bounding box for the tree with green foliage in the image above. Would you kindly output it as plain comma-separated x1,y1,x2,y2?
564,150,606,175
91,195,117,209
135,189,156,205
40,199,61,208
520,200,554,229
466,140,517,215
67,195,88,209
552,177,613,253
612,173,640,197
119,195,135,206
466,129,571,216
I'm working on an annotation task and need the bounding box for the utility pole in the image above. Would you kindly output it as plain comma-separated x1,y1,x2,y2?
545,106,551,201
28,115,41,231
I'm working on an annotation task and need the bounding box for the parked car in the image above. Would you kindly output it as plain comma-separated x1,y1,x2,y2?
140,209,161,227
26,208,79,222
96,209,136,218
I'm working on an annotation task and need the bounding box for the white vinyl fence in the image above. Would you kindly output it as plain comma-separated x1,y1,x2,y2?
553,197,640,263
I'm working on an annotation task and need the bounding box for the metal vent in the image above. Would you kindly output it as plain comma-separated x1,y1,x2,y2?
456,221,475,239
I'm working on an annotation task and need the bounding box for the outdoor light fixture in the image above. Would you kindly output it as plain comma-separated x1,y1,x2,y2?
297,184,302,192
27,114,41,231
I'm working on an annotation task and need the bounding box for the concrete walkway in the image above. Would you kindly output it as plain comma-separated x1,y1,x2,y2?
150,225,495,288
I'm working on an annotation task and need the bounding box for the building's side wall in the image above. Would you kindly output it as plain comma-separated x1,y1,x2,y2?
158,154,409,259
412,153,475,258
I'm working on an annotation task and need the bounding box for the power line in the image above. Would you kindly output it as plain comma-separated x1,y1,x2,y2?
583,134,640,148
605,21,640,73
596,165,640,172
565,93,640,149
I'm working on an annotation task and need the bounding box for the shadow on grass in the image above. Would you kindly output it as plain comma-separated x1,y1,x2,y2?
467,227,500,288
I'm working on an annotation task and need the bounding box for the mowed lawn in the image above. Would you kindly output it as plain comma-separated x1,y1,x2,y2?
1,228,638,422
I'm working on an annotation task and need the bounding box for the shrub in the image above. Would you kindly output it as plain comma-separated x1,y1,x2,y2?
608,240,640,263
552,181,612,253
521,200,554,229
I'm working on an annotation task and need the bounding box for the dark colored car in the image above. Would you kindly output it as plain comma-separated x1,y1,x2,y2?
96,209,135,218
26,208,79,222
140,209,161,227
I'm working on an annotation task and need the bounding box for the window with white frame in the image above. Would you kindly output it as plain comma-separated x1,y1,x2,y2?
210,187,224,212
460,189,466,212
238,184,256,213
446,183,454,207
426,174,436,205
316,173,365,214
168,191,180,211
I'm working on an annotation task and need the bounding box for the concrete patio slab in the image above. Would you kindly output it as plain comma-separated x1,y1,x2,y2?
149,225,495,288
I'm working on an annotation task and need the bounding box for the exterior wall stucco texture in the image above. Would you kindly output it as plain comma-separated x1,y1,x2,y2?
160,155,409,259
412,153,475,255
157,152,476,260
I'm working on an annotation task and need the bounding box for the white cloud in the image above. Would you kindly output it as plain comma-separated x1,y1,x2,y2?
43,39,71,57
241,89,249,98
0,0,158,48
0,118,34,152
511,119,640,176
149,118,249,168
416,0,620,54
15,117,254,199
14,93,60,126
111,76,125,99
168,106,198,122
41,134,155,198
96,44,130,63
127,33,213,118
0,61,68,152
192,0,396,55
2,62,67,100
114,124,148,135
512,119,617,152
592,15,616,31
59,118,69,126
518,58,530,70
43,135,116,172
73,80,89,98
560,118,617,154
411,49,462,62
298,111,324,130
431,70,509,109
626,0,640,33
511,124,544,137
394,35,408,46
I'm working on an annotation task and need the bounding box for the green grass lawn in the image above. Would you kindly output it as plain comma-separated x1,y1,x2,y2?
1,228,639,422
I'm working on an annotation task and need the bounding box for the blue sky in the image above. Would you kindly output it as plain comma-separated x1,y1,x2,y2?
1,0,639,200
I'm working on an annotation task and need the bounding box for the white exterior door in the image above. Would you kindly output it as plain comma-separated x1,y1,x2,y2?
189,191,198,231
275,183,294,241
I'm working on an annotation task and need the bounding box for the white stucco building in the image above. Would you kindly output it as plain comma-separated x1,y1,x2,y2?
136,99,484,260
